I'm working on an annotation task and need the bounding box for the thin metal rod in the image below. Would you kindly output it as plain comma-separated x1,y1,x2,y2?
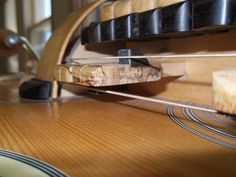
19,36,40,61
72,53,236,61
168,106,236,150
72,60,117,65
82,87,218,114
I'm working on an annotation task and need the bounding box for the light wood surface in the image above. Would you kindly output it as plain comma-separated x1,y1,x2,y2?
54,64,162,86
100,1,118,22
114,0,132,18
1,81,236,177
131,0,159,13
101,0,182,20
157,0,185,7
127,29,236,107
54,62,185,87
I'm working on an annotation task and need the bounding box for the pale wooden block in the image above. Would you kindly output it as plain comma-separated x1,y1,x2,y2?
157,0,185,7
100,1,118,22
131,0,159,13
161,62,185,77
114,0,132,18
54,65,73,83
55,64,161,87
54,61,186,87
213,68,236,114
72,64,161,86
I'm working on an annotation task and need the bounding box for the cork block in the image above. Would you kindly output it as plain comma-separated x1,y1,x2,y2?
213,68,236,114
114,0,132,18
158,0,185,7
100,1,118,21
131,0,159,13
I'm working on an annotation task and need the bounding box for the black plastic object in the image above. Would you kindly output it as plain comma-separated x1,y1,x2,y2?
19,78,52,100
162,1,192,35
193,0,236,31
81,27,89,45
81,0,236,45
115,13,140,40
118,49,149,66
88,22,102,44
101,19,116,42
140,8,162,37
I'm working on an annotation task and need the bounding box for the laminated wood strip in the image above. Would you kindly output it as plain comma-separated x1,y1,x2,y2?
131,0,160,13
55,64,162,86
157,0,185,7
114,0,132,18
54,62,185,87
100,1,118,22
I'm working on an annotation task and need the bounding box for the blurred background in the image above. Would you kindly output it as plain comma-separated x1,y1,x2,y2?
0,0,95,75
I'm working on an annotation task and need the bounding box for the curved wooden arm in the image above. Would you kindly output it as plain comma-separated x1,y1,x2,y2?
36,0,105,98
37,0,106,82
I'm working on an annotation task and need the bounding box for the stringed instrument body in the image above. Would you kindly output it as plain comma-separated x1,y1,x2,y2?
28,0,236,115
2,0,236,176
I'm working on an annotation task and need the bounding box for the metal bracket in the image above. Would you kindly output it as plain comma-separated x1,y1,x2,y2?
118,49,150,67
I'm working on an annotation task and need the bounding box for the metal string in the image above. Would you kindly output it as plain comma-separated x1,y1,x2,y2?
167,106,236,150
71,53,236,62
81,86,218,113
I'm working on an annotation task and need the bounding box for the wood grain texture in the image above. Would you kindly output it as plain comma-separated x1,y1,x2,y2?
54,62,185,87
0,81,236,177
54,64,162,86
157,0,185,7
131,0,159,13
114,0,132,18
100,1,118,22
100,0,178,22
127,29,236,106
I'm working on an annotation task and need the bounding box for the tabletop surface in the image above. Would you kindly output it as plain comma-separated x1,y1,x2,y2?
0,80,236,177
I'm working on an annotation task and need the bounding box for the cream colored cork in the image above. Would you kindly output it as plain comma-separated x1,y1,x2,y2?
131,0,160,13
157,0,185,7
100,1,119,21
213,68,236,115
114,0,132,18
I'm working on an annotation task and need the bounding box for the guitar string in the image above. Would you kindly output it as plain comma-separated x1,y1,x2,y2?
81,87,218,113
183,108,236,140
204,111,234,127
71,53,236,62
167,106,236,150
85,87,236,148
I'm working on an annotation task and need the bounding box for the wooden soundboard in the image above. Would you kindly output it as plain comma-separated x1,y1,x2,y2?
1,80,236,177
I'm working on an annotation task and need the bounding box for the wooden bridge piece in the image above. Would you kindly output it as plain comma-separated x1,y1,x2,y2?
54,64,161,87
54,62,185,87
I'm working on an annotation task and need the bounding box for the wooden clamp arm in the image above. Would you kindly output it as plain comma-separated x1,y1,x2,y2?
37,0,106,98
